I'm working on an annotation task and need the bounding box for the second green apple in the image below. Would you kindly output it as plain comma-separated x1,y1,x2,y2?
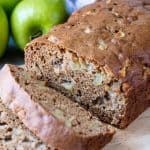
0,0,21,15
11,0,68,50
0,6,9,58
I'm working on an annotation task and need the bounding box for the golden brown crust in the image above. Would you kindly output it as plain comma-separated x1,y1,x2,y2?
26,0,150,80
119,63,150,128
49,0,150,76
0,64,115,150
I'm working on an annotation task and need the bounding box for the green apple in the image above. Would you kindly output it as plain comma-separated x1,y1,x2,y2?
11,0,68,50
0,6,9,58
0,0,21,15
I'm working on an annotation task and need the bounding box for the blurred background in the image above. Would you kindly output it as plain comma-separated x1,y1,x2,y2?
0,37,24,67
0,0,96,68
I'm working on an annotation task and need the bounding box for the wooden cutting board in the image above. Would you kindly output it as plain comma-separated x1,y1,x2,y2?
104,107,150,150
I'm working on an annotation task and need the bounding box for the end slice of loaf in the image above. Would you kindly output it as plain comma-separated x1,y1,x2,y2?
25,0,150,128
0,64,115,150
0,100,49,150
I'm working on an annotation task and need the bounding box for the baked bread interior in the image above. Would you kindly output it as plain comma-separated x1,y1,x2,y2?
0,64,115,150
0,100,49,150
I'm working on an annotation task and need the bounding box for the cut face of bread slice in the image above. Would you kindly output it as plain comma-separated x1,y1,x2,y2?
25,0,150,128
26,45,127,127
0,64,115,150
0,100,48,150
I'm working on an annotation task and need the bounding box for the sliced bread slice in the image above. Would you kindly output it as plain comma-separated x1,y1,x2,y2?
0,64,115,150
0,100,49,150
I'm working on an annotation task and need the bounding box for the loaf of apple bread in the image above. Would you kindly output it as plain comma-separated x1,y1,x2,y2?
25,0,150,128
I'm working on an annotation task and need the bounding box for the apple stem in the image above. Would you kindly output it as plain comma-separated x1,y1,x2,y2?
30,31,43,41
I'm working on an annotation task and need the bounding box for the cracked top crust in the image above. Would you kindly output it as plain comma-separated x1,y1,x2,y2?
26,0,150,86
49,0,150,73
